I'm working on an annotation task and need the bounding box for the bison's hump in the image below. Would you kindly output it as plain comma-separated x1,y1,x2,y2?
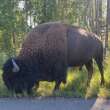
18,22,68,63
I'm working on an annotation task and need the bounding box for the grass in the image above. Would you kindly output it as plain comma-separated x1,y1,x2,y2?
0,54,110,98
0,70,10,97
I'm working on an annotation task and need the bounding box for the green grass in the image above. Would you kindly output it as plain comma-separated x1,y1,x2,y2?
0,70,10,97
0,54,110,98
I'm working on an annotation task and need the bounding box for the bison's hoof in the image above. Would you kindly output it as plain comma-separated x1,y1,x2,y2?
53,89,61,96
13,94,23,98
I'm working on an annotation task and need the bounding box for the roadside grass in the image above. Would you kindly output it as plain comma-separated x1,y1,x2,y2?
0,70,9,97
0,54,110,98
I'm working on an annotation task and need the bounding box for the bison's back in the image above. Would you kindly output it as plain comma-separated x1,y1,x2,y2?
67,26,102,66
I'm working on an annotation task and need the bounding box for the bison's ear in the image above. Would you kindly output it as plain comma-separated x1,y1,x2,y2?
12,59,20,72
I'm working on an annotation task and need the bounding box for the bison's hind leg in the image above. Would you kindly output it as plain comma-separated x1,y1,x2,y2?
85,59,93,87
95,57,105,85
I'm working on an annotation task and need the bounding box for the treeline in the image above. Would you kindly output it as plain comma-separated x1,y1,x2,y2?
0,0,109,56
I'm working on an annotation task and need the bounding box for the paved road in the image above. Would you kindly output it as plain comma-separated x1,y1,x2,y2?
0,97,109,110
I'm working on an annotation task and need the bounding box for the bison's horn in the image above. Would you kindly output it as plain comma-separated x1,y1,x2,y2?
12,59,20,72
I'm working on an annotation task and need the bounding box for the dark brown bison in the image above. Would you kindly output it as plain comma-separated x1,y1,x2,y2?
2,22,104,95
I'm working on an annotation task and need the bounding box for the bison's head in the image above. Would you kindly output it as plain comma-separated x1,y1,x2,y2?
2,58,26,94
2,58,39,96
3,58,20,75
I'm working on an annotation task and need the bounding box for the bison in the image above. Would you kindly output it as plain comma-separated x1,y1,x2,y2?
2,22,104,95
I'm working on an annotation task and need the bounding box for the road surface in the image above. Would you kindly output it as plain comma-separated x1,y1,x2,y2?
0,97,110,110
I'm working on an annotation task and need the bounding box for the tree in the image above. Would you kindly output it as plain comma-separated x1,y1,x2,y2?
0,0,109,57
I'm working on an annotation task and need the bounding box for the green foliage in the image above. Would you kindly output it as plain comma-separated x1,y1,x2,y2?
0,0,108,56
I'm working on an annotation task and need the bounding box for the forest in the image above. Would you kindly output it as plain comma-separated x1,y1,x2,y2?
0,0,110,98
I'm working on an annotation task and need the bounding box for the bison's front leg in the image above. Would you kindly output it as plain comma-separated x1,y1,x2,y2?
53,80,62,92
27,82,39,96
79,65,83,71
85,59,93,86
27,88,33,96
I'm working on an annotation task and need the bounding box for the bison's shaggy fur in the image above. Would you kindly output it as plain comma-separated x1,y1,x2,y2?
2,22,104,95
3,58,37,94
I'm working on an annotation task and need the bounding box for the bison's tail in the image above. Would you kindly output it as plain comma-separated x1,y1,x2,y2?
94,39,103,62
95,43,105,85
